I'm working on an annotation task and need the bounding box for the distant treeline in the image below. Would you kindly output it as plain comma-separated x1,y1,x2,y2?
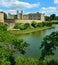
45,14,58,21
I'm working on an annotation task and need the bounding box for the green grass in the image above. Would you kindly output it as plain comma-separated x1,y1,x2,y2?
9,25,55,35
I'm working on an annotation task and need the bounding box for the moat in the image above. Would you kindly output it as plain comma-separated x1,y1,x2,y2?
15,25,58,60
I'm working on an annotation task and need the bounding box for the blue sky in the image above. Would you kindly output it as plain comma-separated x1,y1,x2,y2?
0,0,58,16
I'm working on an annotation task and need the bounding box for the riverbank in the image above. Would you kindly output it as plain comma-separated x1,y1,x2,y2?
9,25,55,35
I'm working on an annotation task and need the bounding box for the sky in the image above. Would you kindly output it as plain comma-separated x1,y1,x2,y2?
0,0,58,16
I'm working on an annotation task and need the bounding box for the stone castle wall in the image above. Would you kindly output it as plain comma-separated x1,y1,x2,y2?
15,19,42,23
0,12,4,23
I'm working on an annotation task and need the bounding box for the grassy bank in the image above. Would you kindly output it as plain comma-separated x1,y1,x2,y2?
9,25,55,35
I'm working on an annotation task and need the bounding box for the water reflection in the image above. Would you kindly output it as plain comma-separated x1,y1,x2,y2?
18,25,58,59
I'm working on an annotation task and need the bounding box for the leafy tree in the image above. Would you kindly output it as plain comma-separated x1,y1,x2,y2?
24,23,30,29
40,31,58,60
4,12,7,20
45,16,50,21
50,14,56,20
0,46,11,65
55,16,58,20
0,22,7,31
31,21,37,28
37,23,44,27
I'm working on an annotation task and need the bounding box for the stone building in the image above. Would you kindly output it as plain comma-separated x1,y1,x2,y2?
8,11,45,21
0,12,4,23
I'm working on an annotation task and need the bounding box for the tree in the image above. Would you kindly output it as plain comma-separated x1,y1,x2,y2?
4,12,7,20
55,16,58,20
0,22,7,31
31,21,37,28
40,31,58,60
45,16,50,21
0,46,11,65
50,14,56,20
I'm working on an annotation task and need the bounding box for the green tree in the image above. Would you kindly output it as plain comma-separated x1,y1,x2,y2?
0,22,7,31
45,16,50,21
0,46,10,65
4,12,7,20
40,32,58,60
31,21,37,28
50,14,56,20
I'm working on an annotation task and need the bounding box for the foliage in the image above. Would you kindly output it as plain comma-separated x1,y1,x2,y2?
0,31,29,54
0,30,29,65
45,16,50,21
4,12,7,20
45,22,52,26
37,22,44,27
11,38,29,54
24,23,31,29
14,23,30,30
31,21,37,28
14,23,22,29
0,22,7,31
45,14,58,21
15,57,38,65
50,14,56,20
0,46,11,65
40,31,58,60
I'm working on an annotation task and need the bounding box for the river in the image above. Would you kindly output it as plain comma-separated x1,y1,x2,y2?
16,25,58,60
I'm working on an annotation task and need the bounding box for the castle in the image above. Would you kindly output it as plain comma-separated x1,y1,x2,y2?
8,11,45,21
0,11,45,24
0,11,45,29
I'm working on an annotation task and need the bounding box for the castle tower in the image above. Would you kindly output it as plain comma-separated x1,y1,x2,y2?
0,12,4,23
17,11,20,19
41,13,45,21
20,10,23,20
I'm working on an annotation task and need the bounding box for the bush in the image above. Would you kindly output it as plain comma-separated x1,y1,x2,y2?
14,23,21,29
24,23,30,29
45,22,52,26
37,23,44,27
31,21,37,28
14,23,31,30
0,22,7,31
15,57,38,65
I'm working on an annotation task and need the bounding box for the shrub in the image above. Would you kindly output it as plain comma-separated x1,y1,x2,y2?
14,23,21,29
45,22,52,26
31,21,37,28
37,23,44,27
15,57,38,65
0,22,7,31
14,23,31,30
24,23,30,29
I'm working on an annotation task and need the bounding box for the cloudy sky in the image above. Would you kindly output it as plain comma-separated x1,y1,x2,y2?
0,0,58,15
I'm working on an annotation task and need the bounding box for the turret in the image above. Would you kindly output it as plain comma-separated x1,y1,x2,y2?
20,10,23,20
17,11,20,19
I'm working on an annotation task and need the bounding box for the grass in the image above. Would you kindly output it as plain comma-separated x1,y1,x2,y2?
8,25,55,35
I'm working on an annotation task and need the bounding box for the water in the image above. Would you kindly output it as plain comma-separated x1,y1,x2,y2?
18,25,58,60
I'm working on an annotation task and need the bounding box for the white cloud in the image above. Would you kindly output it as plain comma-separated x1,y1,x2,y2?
40,7,58,15
0,0,40,10
54,0,58,4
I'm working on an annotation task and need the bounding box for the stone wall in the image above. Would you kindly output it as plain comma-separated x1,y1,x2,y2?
15,20,42,23
4,19,43,30
0,12,4,23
